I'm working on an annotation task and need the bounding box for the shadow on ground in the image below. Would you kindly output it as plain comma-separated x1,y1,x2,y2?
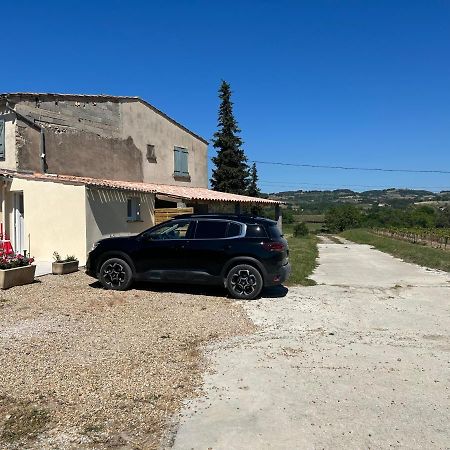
89,280,289,299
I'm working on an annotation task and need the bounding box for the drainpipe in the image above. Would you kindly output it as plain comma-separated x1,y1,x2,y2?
5,99,47,173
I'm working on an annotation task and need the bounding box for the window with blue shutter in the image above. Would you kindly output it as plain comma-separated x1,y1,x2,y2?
174,147,189,178
0,119,5,160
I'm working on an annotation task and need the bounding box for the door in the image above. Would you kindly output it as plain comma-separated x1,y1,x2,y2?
134,219,195,280
13,192,25,254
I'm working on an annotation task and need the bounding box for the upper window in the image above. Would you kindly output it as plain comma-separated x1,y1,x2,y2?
147,220,192,240
195,220,228,239
0,119,5,160
127,197,141,222
174,147,189,178
147,144,156,163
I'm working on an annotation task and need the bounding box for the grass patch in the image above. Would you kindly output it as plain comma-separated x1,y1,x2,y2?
286,234,319,286
341,229,450,272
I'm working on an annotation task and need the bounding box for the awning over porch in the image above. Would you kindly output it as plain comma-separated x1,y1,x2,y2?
0,169,284,206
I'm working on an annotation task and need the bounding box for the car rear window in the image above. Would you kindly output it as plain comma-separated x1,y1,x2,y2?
245,224,268,238
195,220,228,239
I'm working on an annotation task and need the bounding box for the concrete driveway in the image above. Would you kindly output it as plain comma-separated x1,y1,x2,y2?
170,238,450,449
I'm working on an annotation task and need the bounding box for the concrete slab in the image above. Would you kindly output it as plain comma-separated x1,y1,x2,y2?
169,240,450,449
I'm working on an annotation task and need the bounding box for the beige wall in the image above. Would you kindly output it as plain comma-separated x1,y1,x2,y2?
7,178,88,264
85,188,155,255
120,101,208,187
0,111,18,171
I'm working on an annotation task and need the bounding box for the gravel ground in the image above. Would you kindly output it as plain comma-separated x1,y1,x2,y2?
0,271,255,449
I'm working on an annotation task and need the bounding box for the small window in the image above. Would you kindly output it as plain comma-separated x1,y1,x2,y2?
127,197,141,221
147,144,156,163
195,221,228,239
227,222,242,238
0,119,5,160
245,224,268,238
174,147,189,178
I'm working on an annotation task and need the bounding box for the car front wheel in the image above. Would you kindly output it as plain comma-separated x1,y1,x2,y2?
226,264,263,300
99,258,133,291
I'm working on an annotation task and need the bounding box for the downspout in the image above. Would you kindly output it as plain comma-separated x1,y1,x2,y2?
2,181,6,238
5,99,47,173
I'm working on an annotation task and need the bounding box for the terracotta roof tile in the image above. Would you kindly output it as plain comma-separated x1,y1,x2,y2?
0,170,283,205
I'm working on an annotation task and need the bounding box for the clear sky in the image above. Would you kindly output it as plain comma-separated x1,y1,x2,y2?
2,0,450,192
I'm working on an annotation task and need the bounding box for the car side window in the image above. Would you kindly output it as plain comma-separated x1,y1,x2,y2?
194,220,228,239
147,220,192,240
227,222,243,238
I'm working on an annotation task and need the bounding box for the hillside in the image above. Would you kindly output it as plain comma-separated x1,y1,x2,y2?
267,188,450,213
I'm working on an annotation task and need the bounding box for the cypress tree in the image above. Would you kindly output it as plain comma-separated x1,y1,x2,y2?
211,80,249,194
247,162,260,198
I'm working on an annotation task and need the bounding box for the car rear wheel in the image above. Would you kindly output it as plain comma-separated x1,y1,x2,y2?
226,264,263,300
99,258,133,291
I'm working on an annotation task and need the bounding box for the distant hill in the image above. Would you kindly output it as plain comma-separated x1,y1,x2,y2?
267,188,450,213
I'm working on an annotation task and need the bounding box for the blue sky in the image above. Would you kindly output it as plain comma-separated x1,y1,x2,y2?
2,0,450,192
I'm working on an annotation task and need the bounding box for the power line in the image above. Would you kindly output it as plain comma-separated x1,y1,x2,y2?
258,180,450,190
252,160,450,174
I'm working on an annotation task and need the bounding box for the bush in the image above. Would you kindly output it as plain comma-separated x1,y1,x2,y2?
325,205,362,232
293,222,309,237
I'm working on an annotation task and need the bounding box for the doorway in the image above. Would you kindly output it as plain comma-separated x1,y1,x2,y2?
13,192,24,254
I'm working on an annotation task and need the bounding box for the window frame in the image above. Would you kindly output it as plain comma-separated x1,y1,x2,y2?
127,197,141,222
173,146,190,180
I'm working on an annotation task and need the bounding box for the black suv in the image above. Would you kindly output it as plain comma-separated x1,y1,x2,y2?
86,214,291,299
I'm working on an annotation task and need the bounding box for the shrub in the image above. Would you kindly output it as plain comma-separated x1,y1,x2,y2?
53,252,78,263
293,222,309,237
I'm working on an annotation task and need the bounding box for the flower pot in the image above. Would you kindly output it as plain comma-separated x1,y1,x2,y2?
0,265,36,289
52,260,79,275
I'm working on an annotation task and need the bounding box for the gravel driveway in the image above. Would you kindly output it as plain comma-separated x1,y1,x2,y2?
171,239,450,449
0,273,254,449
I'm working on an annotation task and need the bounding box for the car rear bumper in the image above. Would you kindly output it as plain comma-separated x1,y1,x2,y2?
265,262,291,286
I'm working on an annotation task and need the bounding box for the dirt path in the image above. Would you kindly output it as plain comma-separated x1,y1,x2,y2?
170,240,450,449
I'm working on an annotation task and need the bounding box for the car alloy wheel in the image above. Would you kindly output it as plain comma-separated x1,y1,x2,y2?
226,264,263,300
99,258,133,291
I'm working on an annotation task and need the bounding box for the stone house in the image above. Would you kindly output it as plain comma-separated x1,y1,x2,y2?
0,93,281,264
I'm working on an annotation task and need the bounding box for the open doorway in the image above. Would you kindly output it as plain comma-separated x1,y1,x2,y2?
13,192,24,254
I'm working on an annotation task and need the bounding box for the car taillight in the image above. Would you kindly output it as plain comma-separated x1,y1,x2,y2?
262,242,285,252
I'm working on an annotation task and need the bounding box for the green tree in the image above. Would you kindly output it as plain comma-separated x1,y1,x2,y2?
325,204,362,232
211,80,249,194
247,162,262,215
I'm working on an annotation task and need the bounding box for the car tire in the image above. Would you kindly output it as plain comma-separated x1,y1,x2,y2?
99,258,133,291
226,264,263,300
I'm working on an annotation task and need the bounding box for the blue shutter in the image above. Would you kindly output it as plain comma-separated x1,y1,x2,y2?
174,148,181,174
181,150,189,176
0,119,4,160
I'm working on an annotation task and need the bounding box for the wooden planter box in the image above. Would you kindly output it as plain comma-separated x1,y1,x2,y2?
52,261,79,275
0,265,36,289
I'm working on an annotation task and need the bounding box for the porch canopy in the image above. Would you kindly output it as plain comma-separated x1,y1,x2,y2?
0,170,285,225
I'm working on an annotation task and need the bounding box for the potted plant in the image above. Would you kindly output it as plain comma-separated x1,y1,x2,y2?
0,253,36,289
52,252,79,275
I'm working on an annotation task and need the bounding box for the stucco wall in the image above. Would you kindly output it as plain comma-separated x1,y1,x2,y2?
120,101,208,187
85,188,155,255
8,178,88,264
